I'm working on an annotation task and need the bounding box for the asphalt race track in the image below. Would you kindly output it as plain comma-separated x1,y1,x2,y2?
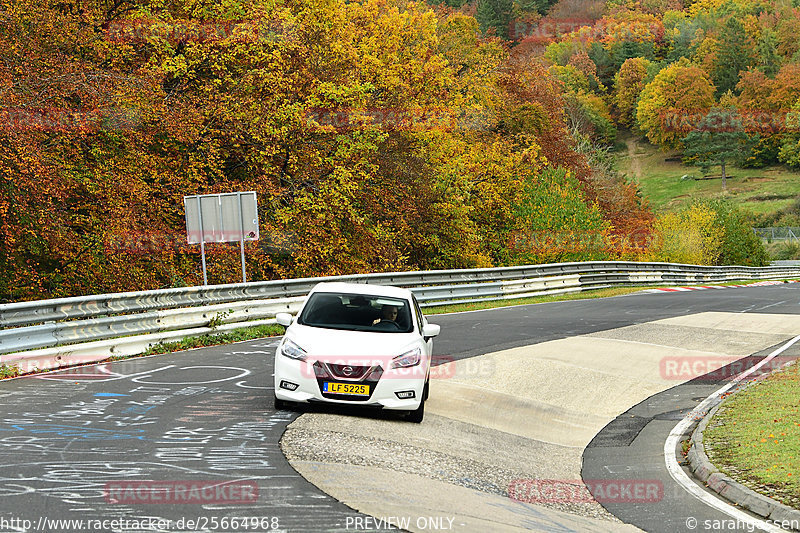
1,284,799,532
583,340,800,533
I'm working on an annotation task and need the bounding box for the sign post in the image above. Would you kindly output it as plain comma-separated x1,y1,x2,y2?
184,192,259,285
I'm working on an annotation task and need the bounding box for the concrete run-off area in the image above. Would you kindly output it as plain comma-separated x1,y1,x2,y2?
282,312,800,532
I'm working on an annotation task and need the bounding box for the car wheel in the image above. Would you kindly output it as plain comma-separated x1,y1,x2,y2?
274,395,293,411
405,398,425,423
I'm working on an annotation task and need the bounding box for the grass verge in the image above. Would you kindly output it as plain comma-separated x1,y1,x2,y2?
109,324,285,360
703,362,800,509
765,241,800,261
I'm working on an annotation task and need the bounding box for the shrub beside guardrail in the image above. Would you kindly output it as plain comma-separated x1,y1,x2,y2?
1,261,799,374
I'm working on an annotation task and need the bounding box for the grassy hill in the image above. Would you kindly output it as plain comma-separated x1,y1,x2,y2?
617,134,800,219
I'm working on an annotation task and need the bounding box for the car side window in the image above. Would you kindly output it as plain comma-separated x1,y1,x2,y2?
412,295,424,333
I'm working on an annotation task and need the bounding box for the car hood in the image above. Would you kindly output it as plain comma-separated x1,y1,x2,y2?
284,323,419,357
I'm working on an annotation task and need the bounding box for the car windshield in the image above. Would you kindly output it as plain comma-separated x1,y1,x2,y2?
298,292,414,333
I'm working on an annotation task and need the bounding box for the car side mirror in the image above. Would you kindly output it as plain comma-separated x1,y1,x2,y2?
275,313,293,327
422,324,440,339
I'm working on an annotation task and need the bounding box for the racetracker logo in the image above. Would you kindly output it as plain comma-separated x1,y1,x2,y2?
0,106,140,133
104,18,274,44
304,107,456,132
508,18,597,42
659,109,798,134
298,355,494,380
508,478,663,503
104,480,258,504
659,355,795,381
103,229,297,255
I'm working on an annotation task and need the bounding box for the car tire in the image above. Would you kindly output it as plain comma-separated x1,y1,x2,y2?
274,395,293,411
406,398,425,423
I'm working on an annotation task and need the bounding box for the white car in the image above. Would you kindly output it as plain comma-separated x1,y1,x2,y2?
273,282,441,422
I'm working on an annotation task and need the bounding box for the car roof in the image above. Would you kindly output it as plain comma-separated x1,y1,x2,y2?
309,282,414,300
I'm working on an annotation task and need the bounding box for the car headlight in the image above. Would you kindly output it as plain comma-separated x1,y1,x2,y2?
392,347,422,369
280,339,308,361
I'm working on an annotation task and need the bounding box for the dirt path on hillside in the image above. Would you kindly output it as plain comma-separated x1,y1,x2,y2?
626,137,643,180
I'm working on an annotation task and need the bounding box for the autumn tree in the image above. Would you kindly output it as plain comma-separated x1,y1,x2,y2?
613,57,652,128
568,50,605,92
599,11,664,72
636,59,717,148
735,69,773,110
775,8,800,58
0,0,660,301
768,63,800,110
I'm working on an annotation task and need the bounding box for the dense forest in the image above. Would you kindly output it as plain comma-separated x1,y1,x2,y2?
0,0,785,301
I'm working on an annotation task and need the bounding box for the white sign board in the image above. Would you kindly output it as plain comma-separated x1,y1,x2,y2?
184,192,259,244
183,191,259,284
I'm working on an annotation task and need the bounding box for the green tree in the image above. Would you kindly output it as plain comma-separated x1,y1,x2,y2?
426,0,469,6
710,200,768,266
476,0,513,39
712,17,756,96
756,28,781,78
509,167,612,264
587,41,616,89
681,108,752,191
514,0,558,15
665,16,702,63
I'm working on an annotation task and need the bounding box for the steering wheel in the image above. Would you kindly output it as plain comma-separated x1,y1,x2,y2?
375,320,402,331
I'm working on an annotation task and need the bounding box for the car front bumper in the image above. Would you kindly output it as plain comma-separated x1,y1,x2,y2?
274,355,426,410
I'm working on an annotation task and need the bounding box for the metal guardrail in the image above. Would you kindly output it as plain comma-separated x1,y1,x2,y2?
1,261,799,373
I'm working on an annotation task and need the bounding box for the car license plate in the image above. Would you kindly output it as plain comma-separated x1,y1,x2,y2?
323,382,370,396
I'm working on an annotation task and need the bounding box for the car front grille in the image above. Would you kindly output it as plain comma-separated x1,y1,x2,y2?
313,362,383,381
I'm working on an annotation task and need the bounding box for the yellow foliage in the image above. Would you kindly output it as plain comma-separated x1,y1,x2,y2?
741,14,760,42
647,204,723,265
692,36,719,77
688,0,728,17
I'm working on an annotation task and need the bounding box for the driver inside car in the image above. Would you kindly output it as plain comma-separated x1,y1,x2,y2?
373,304,398,325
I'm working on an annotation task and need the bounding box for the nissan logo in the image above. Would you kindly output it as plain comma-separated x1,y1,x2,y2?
342,366,354,376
